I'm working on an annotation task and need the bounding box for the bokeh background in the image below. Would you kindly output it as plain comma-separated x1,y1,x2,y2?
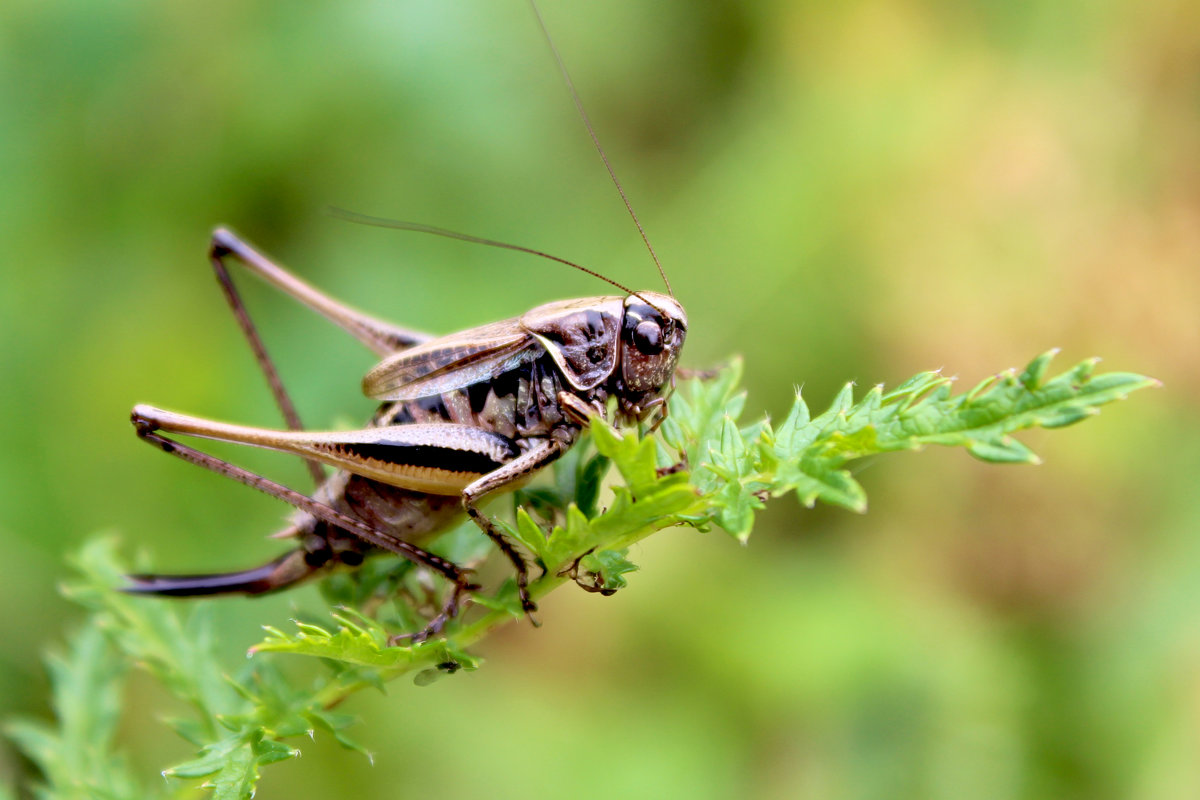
2,0,1198,797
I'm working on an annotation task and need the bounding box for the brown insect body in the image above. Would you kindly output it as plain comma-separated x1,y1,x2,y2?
127,246,686,636
376,292,681,552
319,293,683,582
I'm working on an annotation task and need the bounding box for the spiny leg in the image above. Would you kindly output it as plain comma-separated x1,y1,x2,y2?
208,233,325,486
388,587,468,646
209,228,431,356
131,420,477,641
641,395,668,434
462,438,567,618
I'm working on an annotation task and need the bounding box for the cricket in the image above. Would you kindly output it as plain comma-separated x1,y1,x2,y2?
125,2,687,643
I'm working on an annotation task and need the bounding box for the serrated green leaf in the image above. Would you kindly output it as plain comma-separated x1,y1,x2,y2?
470,587,526,618
253,734,300,767
966,436,1041,464
775,390,811,446
579,549,640,592
4,721,56,772
511,508,550,562
252,623,414,668
789,463,867,513
1019,348,1058,389
575,450,611,517
209,740,259,800
678,351,1156,532
5,622,144,800
828,382,856,416
165,733,251,780
163,716,210,748
884,369,945,404
1033,404,1098,429
306,710,373,761
592,417,660,493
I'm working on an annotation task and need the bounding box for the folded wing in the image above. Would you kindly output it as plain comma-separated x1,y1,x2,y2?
361,318,543,401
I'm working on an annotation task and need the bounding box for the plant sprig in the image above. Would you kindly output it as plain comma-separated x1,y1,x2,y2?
8,351,1157,799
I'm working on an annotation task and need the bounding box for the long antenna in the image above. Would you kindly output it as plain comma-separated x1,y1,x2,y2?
328,207,649,301
528,0,673,297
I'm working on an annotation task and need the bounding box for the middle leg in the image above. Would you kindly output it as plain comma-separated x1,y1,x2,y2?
462,438,567,617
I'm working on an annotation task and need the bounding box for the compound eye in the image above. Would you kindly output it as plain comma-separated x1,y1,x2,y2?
632,320,664,355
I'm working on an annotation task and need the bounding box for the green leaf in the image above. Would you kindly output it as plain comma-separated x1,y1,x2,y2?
966,435,1041,464
579,549,640,592
510,507,551,563
62,540,238,736
673,351,1157,532
165,741,234,779
306,709,374,762
591,417,660,494
1019,347,1057,390
251,613,479,679
208,746,256,800
5,624,143,800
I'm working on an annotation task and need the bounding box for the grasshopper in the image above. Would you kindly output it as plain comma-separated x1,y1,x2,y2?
125,4,686,642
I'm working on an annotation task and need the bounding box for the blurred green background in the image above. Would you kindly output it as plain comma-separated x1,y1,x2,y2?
2,0,1197,797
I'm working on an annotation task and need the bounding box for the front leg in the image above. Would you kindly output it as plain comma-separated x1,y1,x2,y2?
462,438,567,617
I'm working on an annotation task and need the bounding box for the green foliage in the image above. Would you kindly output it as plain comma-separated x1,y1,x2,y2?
8,352,1156,799
670,350,1159,536
5,624,140,800
9,540,385,800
